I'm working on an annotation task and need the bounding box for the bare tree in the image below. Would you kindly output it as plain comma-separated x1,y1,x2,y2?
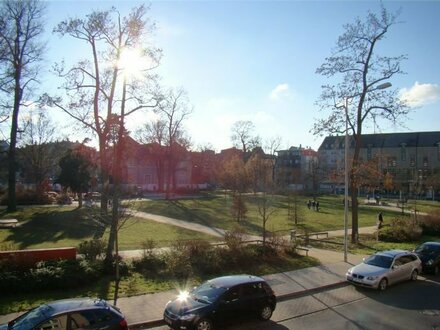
18,109,58,193
0,0,46,212
48,5,162,262
231,120,261,153
138,87,192,197
313,5,410,242
49,5,161,216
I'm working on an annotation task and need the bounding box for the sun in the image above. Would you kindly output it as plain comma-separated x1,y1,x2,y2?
118,47,150,80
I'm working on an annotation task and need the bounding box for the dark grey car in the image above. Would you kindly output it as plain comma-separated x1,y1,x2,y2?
0,298,128,330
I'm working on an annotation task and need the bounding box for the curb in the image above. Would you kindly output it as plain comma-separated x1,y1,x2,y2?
127,280,349,329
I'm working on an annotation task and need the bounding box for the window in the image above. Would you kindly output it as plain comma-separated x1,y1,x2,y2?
223,287,240,302
423,156,429,167
367,145,372,161
400,144,406,161
37,315,67,330
70,310,96,329
387,157,396,167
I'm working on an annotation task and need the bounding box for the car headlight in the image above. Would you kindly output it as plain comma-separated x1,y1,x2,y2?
180,313,196,321
366,275,378,280
426,259,434,266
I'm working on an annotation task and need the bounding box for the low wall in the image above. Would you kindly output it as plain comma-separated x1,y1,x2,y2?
0,247,76,266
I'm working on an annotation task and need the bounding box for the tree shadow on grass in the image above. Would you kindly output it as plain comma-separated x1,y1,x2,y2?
170,200,263,235
3,208,110,249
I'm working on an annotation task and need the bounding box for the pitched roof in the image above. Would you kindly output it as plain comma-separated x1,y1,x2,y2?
319,131,440,150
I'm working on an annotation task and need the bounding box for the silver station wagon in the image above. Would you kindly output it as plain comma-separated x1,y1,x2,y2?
346,250,422,291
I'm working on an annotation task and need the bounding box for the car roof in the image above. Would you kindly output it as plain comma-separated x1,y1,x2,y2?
41,298,111,317
421,241,440,247
376,249,412,258
208,275,265,288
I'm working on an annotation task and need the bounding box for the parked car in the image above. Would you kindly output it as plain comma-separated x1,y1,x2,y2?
163,274,276,330
414,241,440,275
0,298,128,330
346,249,422,291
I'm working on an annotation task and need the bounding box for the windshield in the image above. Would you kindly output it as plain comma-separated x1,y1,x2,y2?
9,304,53,330
415,244,440,254
191,282,227,304
364,254,394,268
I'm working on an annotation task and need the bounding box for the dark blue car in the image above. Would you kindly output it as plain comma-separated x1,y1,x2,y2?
0,298,128,330
163,275,276,330
414,241,440,275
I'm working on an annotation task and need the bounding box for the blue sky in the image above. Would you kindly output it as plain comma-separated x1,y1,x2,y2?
41,0,440,151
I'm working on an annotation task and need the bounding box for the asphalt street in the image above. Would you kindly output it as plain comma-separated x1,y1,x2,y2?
148,275,440,330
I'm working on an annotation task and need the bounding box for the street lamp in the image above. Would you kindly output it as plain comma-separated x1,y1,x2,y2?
343,82,392,262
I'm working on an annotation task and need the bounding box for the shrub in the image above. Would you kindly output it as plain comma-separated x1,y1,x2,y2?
77,239,106,261
419,211,440,235
164,240,193,279
0,259,104,294
224,226,247,252
378,217,422,242
230,195,247,222
0,190,52,205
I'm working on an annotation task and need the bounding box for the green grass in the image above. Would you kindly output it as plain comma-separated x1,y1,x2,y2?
0,205,219,251
308,233,440,255
132,194,416,235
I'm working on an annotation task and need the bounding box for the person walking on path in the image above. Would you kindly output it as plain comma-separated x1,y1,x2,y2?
377,212,384,229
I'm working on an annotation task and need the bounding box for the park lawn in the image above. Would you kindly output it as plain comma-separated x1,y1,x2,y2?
132,194,406,236
308,233,440,255
0,206,219,251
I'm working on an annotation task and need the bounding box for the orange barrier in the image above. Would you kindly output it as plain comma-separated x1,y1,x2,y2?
0,247,76,266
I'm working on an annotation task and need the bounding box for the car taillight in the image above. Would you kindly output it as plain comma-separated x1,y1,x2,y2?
119,319,128,329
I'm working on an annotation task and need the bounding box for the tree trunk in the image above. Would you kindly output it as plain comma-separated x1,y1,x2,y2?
7,76,22,212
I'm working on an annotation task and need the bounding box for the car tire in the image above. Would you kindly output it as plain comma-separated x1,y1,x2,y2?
410,269,418,281
378,278,388,291
259,305,273,320
195,318,213,330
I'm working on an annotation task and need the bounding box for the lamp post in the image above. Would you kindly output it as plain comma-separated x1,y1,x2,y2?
343,82,391,262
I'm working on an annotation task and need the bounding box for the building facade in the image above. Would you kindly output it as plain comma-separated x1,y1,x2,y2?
274,146,318,192
318,131,440,198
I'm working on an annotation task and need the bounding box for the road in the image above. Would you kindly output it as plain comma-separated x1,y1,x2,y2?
147,276,440,330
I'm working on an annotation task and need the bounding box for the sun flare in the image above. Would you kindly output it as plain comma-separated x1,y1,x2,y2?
118,47,150,80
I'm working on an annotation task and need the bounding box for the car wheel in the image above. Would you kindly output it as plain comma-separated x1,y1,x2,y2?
195,318,213,330
410,269,418,281
259,305,273,320
378,278,387,291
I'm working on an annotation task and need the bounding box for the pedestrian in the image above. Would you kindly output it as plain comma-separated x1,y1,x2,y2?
307,200,311,210
377,212,383,229
316,201,320,212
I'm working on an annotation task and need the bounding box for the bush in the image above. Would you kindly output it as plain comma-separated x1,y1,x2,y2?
164,240,193,279
378,217,422,242
77,239,106,261
0,259,104,294
132,240,166,275
224,226,247,252
0,190,52,205
419,211,440,235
